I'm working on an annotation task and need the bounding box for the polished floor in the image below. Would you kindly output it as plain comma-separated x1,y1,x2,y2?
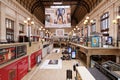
22,48,84,80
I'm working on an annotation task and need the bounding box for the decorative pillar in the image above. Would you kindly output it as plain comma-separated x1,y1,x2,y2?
0,3,7,42
14,13,19,42
116,56,120,63
86,55,91,68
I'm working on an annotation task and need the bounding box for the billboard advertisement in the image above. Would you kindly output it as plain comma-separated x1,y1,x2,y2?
91,36,99,47
45,6,71,28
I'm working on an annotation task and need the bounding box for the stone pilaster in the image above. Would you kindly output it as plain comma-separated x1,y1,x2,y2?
0,2,7,42
14,13,19,42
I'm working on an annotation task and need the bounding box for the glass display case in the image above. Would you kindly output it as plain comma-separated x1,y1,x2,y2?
0,45,27,65
16,45,27,58
0,46,16,65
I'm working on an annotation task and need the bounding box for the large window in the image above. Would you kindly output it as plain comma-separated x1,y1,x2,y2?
81,28,83,37
117,6,120,41
100,12,109,45
19,23,24,33
100,12,109,30
5,18,14,42
37,29,39,35
91,20,96,32
100,12,109,37
119,6,120,15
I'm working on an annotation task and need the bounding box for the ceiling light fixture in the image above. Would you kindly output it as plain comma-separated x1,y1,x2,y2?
86,16,89,20
50,5,70,8
76,26,78,28
117,15,120,19
53,2,62,5
39,28,41,30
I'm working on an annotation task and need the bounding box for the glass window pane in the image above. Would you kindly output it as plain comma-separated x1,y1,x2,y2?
100,12,109,30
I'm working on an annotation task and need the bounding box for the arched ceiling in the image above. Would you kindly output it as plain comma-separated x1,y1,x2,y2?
16,0,102,26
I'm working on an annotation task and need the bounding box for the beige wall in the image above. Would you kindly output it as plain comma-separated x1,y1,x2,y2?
77,0,120,43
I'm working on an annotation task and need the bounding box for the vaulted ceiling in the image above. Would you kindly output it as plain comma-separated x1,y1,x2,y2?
16,0,102,26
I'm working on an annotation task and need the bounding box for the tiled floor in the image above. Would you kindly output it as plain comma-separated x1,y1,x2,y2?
22,49,84,80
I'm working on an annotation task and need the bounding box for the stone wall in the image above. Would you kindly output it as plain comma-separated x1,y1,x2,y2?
0,0,43,42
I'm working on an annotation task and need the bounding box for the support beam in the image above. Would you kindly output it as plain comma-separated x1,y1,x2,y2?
71,0,82,24
37,0,80,2
71,0,90,24
31,0,45,13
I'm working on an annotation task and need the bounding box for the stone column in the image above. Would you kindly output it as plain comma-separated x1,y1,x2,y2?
118,41,120,47
14,13,19,42
96,14,100,33
116,56,120,63
86,55,91,68
0,2,7,42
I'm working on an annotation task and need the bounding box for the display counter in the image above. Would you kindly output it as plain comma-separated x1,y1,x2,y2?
0,41,51,67
76,66,95,80
0,41,53,80
0,55,28,80
70,42,120,68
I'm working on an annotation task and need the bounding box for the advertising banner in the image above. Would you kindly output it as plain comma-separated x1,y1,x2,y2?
91,36,99,47
45,6,71,28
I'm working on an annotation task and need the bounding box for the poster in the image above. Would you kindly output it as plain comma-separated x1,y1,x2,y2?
48,60,58,65
45,6,71,28
91,36,99,47
107,37,112,45
56,29,64,37
0,47,16,64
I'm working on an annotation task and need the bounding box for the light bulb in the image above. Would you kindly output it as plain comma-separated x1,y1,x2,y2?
27,18,31,20
31,21,34,24
24,20,27,23
117,16,120,19
86,16,89,20
39,28,41,30
90,20,94,23
112,20,117,24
